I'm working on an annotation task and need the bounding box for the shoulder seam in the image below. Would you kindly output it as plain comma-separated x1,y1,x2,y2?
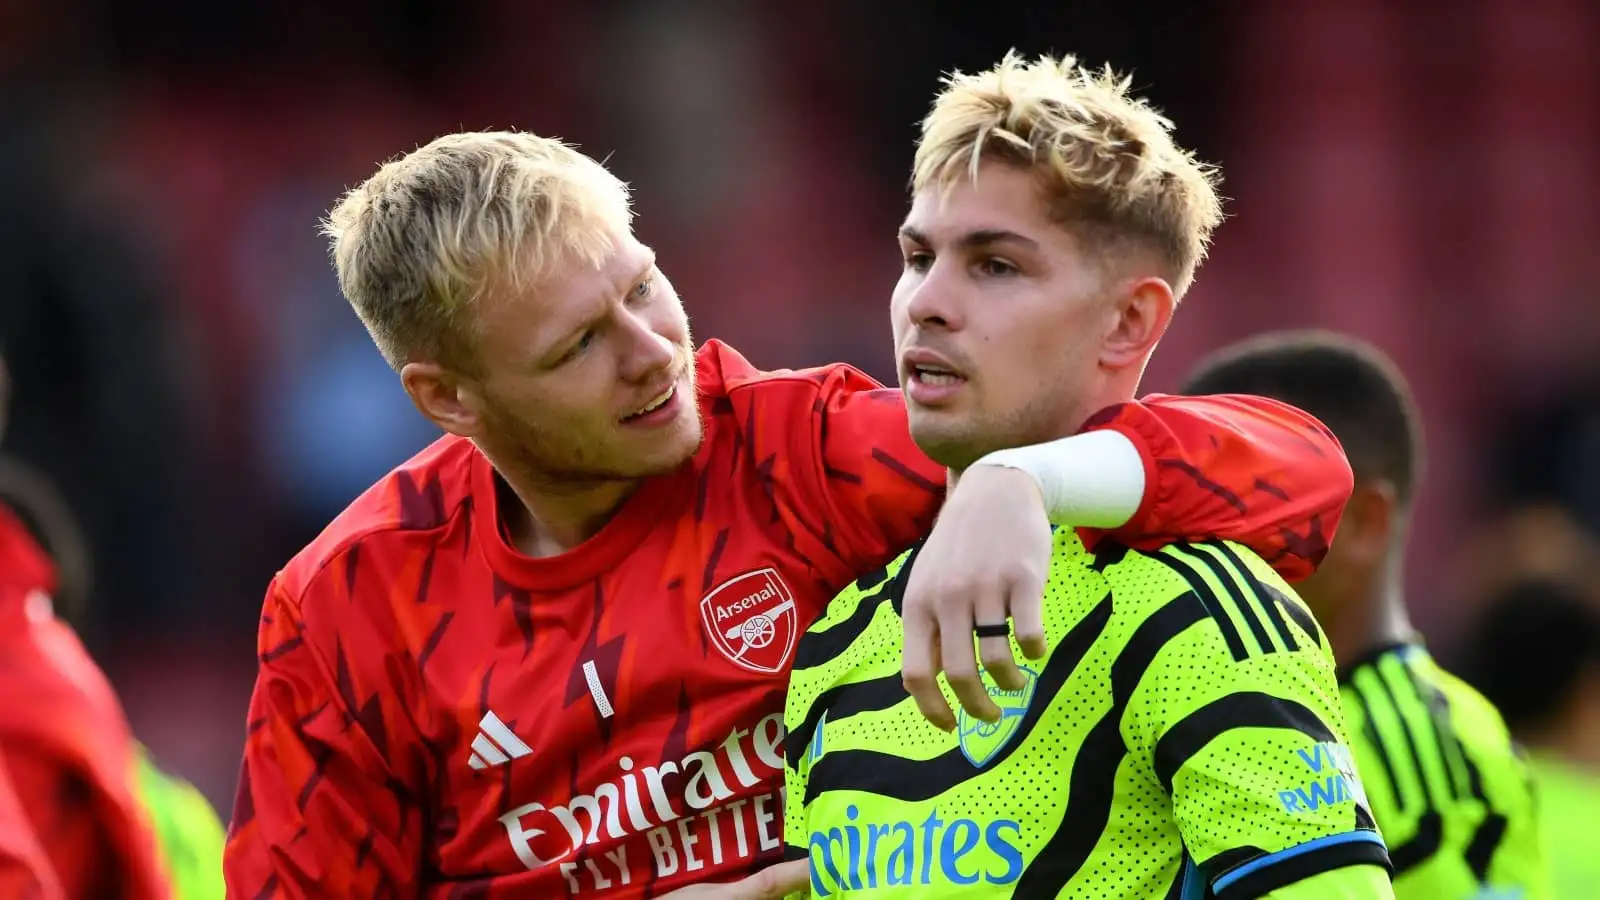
277,494,473,611
722,363,877,397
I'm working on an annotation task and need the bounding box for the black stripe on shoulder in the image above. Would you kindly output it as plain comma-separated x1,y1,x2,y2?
785,673,905,769
1335,640,1411,686
1206,540,1301,653
1209,834,1391,900
852,563,890,593
1388,811,1443,875
1092,540,1130,571
1355,801,1378,833
792,544,921,672
1152,692,1338,793
1397,654,1471,804
1373,655,1440,811
1344,669,1410,815
1464,812,1509,881
1013,593,1210,895
803,591,1115,806
1149,550,1251,662
1271,587,1322,651
888,540,927,618
1169,544,1276,657
1447,674,1510,881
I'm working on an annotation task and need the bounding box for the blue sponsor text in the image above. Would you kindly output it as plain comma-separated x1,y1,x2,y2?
807,805,1024,896
1277,741,1365,814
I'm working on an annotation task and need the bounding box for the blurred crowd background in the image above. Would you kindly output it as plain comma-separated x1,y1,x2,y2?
1,0,1597,839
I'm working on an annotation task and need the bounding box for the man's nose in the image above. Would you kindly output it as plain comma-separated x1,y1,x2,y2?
904,263,962,330
618,312,675,382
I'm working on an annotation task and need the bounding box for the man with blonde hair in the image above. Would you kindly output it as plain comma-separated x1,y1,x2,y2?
224,118,1354,895
786,53,1391,898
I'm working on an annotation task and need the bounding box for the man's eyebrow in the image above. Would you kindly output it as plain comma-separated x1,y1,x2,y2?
542,253,659,361
612,252,658,299
631,250,659,284
580,252,657,312
898,226,1039,251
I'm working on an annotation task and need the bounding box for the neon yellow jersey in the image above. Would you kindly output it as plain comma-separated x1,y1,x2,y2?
1523,754,1600,899
784,532,1392,898
134,748,226,900
1339,644,1549,900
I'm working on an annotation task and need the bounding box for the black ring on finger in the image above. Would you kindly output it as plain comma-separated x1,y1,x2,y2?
973,622,1011,638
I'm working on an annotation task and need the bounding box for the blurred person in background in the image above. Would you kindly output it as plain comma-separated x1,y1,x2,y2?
1464,579,1600,899
0,62,206,641
1491,372,1600,543
0,352,226,899
1470,368,1600,613
1461,503,1600,611
1181,331,1549,900
224,129,1355,897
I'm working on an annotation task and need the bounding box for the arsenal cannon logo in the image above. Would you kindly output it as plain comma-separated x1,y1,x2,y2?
699,568,798,674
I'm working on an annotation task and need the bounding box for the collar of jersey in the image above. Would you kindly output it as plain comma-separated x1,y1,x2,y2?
471,449,693,589
1335,638,1425,685
887,539,929,617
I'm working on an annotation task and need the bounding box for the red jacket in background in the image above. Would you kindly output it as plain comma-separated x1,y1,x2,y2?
0,504,171,899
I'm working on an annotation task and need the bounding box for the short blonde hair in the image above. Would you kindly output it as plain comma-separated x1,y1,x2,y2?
913,52,1223,296
323,130,633,369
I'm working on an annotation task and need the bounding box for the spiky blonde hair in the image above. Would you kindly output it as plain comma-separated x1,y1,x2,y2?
913,52,1223,296
323,130,633,370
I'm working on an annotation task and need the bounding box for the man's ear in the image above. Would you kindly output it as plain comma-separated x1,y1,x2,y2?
1101,276,1176,370
401,361,485,438
1336,480,1399,567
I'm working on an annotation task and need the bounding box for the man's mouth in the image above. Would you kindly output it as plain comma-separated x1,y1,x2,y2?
625,384,677,420
909,363,965,387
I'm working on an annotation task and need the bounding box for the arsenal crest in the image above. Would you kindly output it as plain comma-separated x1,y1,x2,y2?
699,568,798,674
958,665,1037,768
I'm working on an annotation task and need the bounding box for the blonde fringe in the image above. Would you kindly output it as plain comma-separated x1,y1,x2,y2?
913,51,1223,296
323,131,633,368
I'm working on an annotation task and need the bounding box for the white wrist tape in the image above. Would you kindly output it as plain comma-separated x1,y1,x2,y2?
971,429,1145,528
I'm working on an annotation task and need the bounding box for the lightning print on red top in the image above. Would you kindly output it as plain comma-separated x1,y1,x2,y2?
223,339,1350,897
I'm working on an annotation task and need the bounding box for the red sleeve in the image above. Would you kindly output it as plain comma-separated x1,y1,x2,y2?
224,574,422,898
810,375,948,572
732,363,945,579
732,350,1347,584
1078,393,1352,581
0,766,60,900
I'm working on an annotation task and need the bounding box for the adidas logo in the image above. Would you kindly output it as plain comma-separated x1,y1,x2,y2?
467,711,532,770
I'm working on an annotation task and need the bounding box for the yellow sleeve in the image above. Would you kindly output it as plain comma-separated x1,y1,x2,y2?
1265,864,1394,899
782,753,808,865
135,747,227,900
782,667,815,900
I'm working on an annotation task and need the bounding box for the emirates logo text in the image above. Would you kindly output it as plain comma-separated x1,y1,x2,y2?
498,713,787,893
